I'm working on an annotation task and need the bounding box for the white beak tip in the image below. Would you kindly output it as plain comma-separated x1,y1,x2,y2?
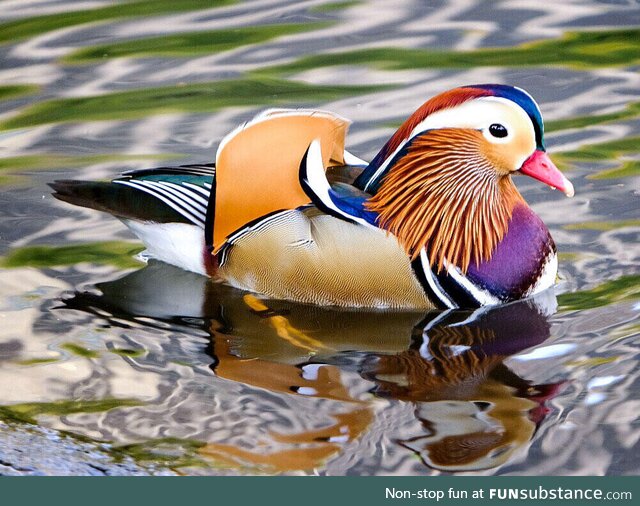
563,178,575,198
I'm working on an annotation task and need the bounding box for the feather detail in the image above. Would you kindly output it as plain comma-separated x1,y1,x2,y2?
298,139,378,227
378,87,492,160
366,129,524,274
50,164,214,227
212,109,350,252
218,207,432,309
355,87,493,192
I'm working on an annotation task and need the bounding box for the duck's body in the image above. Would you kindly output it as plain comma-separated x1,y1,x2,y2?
51,84,573,309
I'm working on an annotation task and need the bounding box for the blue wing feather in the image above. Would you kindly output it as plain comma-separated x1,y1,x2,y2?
327,182,378,226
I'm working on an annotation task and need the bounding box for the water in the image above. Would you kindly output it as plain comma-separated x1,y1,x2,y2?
0,0,638,476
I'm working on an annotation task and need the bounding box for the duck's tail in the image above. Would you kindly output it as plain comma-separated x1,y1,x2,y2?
49,163,215,227
50,164,216,276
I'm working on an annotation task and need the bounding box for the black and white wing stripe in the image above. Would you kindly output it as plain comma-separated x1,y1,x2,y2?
115,164,215,229
121,163,216,178
114,179,208,228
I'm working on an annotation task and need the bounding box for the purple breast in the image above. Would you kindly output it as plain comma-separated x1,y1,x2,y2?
466,204,555,301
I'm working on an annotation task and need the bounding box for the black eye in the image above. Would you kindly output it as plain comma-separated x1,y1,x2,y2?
488,123,508,138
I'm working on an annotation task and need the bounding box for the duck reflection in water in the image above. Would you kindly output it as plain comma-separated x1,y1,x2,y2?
64,261,564,473
360,308,563,472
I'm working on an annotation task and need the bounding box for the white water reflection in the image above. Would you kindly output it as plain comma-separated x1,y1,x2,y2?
512,343,577,361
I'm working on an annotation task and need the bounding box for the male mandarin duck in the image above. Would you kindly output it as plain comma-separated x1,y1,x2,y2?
51,84,574,310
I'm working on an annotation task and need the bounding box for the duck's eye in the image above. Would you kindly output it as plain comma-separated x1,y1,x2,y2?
488,123,508,138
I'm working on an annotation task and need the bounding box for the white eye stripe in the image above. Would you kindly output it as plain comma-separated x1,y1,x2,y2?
364,96,537,191
407,97,532,140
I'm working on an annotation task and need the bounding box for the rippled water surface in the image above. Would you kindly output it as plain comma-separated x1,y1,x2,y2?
0,0,639,476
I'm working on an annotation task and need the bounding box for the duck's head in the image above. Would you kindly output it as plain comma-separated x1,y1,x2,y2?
360,84,574,273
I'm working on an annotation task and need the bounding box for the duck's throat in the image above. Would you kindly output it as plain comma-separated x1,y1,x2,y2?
365,133,524,273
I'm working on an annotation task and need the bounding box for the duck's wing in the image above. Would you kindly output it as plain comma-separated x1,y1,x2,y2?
210,109,366,252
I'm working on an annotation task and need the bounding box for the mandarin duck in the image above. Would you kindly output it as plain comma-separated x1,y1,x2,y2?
51,84,573,309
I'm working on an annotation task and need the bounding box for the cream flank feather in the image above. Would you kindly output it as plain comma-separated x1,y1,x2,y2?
218,207,432,309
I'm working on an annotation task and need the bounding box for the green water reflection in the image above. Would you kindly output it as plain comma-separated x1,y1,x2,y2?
1,241,145,269
0,85,38,100
0,154,178,187
0,0,237,44
65,22,332,62
1,77,387,129
259,28,640,74
546,101,640,133
558,275,640,311
556,136,640,179
0,399,142,425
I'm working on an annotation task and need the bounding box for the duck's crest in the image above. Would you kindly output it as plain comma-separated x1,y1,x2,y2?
354,84,544,193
